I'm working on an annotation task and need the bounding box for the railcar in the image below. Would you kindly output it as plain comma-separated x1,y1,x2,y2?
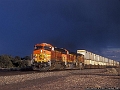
68,52,84,69
77,50,119,69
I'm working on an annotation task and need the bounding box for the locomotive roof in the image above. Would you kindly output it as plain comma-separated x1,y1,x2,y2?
35,43,53,47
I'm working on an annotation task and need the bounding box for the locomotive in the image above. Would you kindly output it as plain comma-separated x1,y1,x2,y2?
31,43,119,71
31,43,84,71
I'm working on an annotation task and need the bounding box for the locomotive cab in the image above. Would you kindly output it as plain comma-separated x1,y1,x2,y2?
32,43,54,70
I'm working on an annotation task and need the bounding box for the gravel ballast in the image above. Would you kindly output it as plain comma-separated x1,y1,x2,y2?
0,68,120,90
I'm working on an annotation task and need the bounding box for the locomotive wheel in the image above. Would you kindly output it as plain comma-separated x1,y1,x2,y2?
32,65,41,71
32,66,37,71
49,63,56,70
60,63,65,70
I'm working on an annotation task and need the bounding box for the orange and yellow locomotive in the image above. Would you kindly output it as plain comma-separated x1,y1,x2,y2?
32,43,84,71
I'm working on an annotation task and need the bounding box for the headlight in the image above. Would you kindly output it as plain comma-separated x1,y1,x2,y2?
41,50,42,53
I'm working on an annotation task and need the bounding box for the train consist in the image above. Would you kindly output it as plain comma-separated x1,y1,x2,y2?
31,43,119,71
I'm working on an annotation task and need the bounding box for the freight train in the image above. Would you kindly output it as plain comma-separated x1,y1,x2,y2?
31,43,119,71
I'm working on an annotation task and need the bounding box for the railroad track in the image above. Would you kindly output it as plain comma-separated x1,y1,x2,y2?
0,68,106,76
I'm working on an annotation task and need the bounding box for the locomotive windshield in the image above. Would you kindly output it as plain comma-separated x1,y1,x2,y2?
34,46,43,50
44,46,52,51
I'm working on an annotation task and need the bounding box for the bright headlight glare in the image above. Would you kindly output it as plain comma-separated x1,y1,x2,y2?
41,50,42,52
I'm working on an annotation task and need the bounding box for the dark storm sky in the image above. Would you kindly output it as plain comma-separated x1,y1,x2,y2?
0,0,120,58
